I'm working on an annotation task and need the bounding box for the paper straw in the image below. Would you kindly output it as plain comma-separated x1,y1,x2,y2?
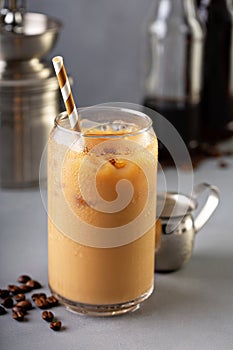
52,56,81,131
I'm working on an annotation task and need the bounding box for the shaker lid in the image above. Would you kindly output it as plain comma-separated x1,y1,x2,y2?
0,13,62,62
0,0,61,35
0,0,62,62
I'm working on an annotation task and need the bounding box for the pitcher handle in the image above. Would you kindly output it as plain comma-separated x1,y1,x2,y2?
192,183,220,233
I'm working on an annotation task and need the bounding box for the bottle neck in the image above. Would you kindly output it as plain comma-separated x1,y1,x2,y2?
156,0,197,19
184,0,197,18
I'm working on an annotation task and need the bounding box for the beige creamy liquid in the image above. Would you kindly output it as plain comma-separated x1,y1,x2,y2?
48,127,158,305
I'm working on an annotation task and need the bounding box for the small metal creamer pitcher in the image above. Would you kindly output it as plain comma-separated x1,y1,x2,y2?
155,183,220,272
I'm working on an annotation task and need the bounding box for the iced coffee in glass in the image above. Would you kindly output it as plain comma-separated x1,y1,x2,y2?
48,104,158,316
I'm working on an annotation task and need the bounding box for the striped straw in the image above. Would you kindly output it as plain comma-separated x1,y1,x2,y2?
52,56,81,131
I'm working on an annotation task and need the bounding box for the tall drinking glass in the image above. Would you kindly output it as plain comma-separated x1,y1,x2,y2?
48,105,158,316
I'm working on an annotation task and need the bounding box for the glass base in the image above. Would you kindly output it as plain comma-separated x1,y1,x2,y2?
49,285,154,316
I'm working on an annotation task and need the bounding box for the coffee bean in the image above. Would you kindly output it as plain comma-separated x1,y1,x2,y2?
225,150,233,156
12,306,27,315
8,285,21,295
12,310,24,322
34,297,49,309
1,297,13,308
19,284,32,293
14,294,25,302
25,280,41,289
16,300,32,310
31,293,47,302
0,306,7,315
218,160,229,168
42,311,54,322
50,321,62,331
46,296,59,307
17,275,31,284
0,289,9,299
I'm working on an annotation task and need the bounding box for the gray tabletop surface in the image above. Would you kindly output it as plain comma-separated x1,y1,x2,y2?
0,158,233,350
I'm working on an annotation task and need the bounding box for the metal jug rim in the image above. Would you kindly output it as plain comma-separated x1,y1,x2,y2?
157,191,197,219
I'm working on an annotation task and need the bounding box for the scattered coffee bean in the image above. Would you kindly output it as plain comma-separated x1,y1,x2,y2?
46,296,59,307
19,284,32,293
1,276,65,331
218,160,229,168
31,293,47,302
0,289,9,299
0,306,7,315
25,280,41,290
42,311,54,322
1,297,13,308
225,150,233,156
8,285,21,295
50,321,62,331
12,306,27,315
16,300,33,311
34,297,49,309
12,310,24,322
14,294,25,302
17,275,31,284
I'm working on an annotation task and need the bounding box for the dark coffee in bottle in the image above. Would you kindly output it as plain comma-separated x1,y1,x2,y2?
144,98,200,150
198,0,233,141
143,0,204,161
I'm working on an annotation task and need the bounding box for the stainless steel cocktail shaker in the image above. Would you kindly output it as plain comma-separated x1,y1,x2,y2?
0,0,62,188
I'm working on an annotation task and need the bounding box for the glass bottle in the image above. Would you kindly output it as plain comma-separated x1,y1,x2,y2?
198,0,233,142
143,0,204,156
